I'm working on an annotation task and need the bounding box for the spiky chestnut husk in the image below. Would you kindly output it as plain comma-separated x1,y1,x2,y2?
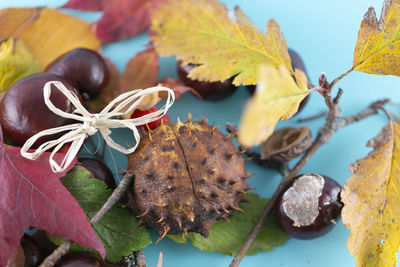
127,114,251,239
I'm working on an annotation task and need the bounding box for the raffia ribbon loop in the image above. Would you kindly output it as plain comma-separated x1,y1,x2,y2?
20,80,175,173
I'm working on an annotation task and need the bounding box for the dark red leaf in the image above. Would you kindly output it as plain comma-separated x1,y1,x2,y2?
95,0,167,43
62,0,104,11
0,126,105,265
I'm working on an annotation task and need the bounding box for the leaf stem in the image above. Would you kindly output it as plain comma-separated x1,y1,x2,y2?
230,90,390,266
328,66,354,91
39,173,134,267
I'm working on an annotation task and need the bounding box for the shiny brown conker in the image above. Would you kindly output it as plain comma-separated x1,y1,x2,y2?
45,48,110,100
177,62,237,101
20,234,43,267
78,158,116,189
275,173,342,239
55,252,102,267
0,73,82,147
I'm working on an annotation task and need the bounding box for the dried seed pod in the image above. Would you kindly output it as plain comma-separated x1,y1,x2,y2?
261,126,312,162
127,115,250,238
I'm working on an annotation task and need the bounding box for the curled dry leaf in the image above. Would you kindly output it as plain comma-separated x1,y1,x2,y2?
261,126,312,162
238,65,309,147
341,121,400,267
151,0,292,86
0,8,100,68
0,125,105,266
0,38,40,93
159,77,202,99
353,0,400,76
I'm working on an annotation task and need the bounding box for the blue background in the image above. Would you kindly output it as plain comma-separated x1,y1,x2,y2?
2,0,400,266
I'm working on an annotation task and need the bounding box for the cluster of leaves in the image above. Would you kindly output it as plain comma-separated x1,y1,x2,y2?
2,0,400,265
150,0,400,266
0,1,289,264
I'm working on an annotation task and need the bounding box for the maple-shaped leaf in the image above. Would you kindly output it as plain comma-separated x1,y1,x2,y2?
353,0,400,76
0,8,100,68
168,193,288,255
341,121,400,267
238,65,309,147
63,0,167,43
151,0,292,86
0,126,105,266
48,169,151,263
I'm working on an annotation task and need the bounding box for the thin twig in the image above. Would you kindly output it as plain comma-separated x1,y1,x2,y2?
137,249,147,267
297,111,327,123
39,173,134,267
328,67,354,91
230,90,391,266
38,241,72,267
337,99,390,128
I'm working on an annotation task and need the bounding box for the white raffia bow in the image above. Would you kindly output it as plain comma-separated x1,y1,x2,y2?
20,81,175,173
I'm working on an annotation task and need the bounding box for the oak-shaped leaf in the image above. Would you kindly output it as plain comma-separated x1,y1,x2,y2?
0,126,105,266
151,0,292,86
63,0,167,43
353,0,400,76
238,65,309,147
168,193,288,255
0,38,40,93
48,169,151,263
341,121,400,267
0,8,100,68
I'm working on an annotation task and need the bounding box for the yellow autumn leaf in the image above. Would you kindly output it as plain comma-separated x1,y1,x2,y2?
0,8,100,68
0,38,40,92
151,0,292,86
353,0,400,75
238,65,309,147
341,121,400,267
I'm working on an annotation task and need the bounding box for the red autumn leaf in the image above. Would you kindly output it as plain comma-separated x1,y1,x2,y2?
62,0,104,11
95,0,167,43
63,0,166,42
0,126,105,265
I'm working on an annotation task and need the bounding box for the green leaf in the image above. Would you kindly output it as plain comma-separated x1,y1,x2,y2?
168,193,289,255
54,169,151,263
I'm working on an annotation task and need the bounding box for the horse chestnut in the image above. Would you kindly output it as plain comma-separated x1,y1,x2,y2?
20,234,43,267
55,252,102,267
177,62,237,101
275,173,342,239
78,158,116,189
0,73,82,147
45,48,110,100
